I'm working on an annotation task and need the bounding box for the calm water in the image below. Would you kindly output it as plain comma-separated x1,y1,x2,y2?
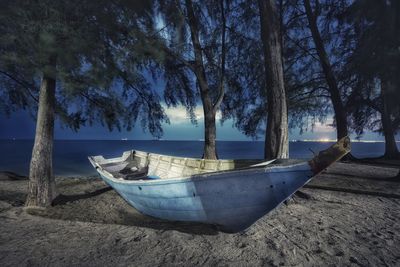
0,140,393,176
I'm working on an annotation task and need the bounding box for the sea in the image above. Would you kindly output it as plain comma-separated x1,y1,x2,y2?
0,139,394,176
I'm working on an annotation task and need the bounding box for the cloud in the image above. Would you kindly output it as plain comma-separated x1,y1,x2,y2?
163,105,222,124
312,118,335,133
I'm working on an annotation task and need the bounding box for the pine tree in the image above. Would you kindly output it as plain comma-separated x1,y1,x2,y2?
303,0,349,140
218,0,328,156
258,0,289,159
0,0,167,207
344,0,400,158
153,0,230,159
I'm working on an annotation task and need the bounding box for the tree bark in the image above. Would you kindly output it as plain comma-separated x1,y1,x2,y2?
303,0,348,140
185,0,219,159
258,0,289,159
203,102,218,159
380,79,399,159
25,74,57,207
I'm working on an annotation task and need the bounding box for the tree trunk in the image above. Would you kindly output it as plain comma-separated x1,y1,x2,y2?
303,0,348,140
381,79,399,159
203,104,218,160
185,0,218,159
25,74,57,207
258,0,289,159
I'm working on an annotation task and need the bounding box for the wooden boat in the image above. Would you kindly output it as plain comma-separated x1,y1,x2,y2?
88,137,350,232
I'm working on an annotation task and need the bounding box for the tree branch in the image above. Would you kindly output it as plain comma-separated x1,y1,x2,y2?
0,70,39,102
285,34,320,61
213,0,227,113
160,44,195,72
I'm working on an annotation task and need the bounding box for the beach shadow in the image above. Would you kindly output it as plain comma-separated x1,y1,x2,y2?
52,187,113,205
0,171,28,181
304,184,400,199
37,185,220,236
0,191,26,207
116,210,220,235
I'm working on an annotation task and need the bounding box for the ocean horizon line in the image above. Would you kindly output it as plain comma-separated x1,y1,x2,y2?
1,138,397,143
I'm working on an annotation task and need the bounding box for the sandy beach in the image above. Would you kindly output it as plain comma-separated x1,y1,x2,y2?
0,162,399,266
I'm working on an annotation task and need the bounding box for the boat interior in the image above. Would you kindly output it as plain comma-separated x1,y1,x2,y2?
92,150,268,180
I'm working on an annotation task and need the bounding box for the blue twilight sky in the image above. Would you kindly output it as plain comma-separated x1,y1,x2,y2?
0,107,394,141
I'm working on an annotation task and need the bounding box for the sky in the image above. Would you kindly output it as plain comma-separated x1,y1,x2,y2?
0,106,392,141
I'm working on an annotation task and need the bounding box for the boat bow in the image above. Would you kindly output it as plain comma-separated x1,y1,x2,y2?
308,136,351,175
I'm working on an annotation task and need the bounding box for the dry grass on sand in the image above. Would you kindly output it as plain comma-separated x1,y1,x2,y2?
0,162,399,266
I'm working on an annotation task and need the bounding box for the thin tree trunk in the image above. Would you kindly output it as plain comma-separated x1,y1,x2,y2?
200,89,218,160
258,0,289,159
185,0,219,159
381,79,399,158
303,0,348,140
25,74,57,207
203,102,218,159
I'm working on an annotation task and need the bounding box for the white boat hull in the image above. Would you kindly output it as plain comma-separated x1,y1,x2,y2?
92,156,312,232
89,137,350,232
